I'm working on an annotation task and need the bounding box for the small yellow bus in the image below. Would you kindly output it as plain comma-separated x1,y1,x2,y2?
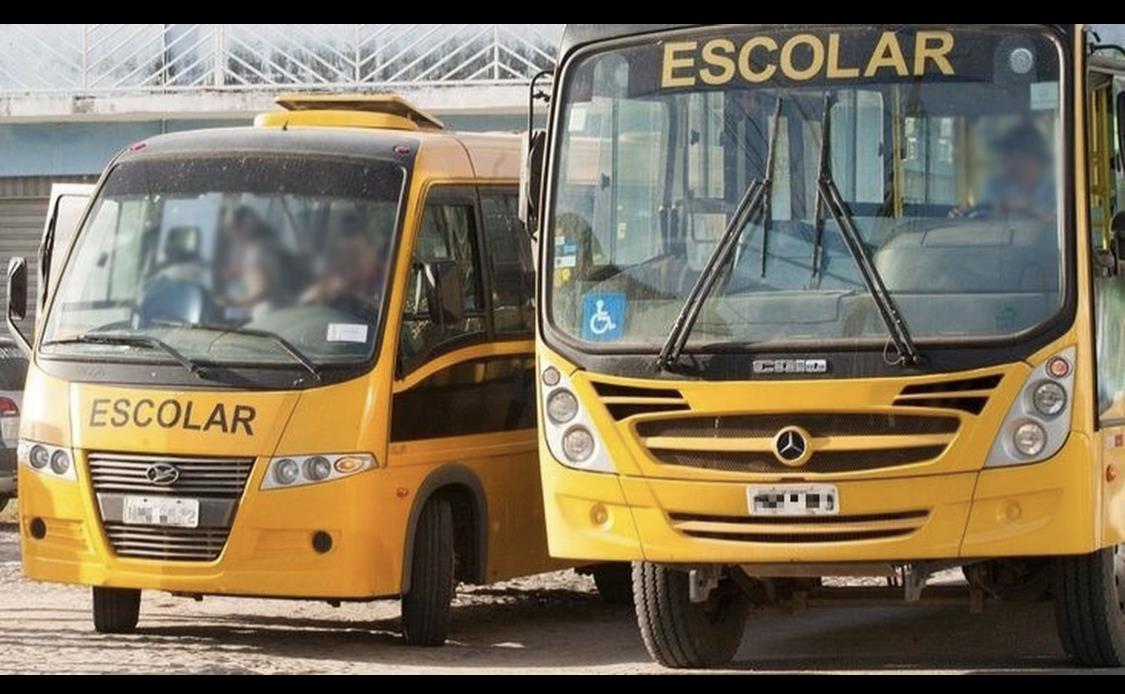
527,24,1125,667
6,94,609,645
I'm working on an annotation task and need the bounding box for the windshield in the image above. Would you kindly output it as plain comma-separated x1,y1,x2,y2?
547,26,1066,351
41,155,405,368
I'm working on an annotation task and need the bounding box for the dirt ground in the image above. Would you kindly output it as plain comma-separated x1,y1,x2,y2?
0,501,1115,674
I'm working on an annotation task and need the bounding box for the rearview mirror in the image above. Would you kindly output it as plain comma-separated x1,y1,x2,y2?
519,128,546,235
6,257,31,356
422,260,464,326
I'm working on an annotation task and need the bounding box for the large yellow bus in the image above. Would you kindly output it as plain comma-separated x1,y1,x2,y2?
527,24,1125,667
6,94,590,645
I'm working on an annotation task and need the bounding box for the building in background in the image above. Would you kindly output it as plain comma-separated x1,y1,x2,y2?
0,23,562,306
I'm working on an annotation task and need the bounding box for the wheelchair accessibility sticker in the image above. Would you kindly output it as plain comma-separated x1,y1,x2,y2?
582,293,625,341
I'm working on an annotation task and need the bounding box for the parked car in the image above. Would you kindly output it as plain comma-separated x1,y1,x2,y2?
0,341,26,512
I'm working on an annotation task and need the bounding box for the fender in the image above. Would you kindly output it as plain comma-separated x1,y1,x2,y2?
400,463,489,594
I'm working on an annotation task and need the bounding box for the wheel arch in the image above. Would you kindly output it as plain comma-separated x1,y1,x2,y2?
400,464,489,594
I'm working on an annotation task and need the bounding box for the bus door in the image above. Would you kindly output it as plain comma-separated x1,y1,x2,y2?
389,185,548,582
1089,68,1125,542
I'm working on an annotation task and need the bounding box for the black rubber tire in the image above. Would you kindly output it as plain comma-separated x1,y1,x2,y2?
1054,546,1125,666
633,562,750,669
401,497,455,647
92,587,140,634
592,563,634,606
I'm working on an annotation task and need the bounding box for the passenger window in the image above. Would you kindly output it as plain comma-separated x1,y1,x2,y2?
480,190,534,335
400,191,486,370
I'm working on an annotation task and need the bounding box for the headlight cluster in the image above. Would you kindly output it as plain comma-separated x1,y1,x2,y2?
260,452,375,490
18,440,77,481
539,363,615,473
986,348,1076,467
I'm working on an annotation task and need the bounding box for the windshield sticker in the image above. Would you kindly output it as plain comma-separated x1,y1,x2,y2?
567,104,588,132
1030,81,1059,111
326,323,369,343
555,237,578,269
582,293,625,342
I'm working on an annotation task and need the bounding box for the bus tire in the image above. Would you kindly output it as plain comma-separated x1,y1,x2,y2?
92,586,140,634
1054,545,1125,666
633,562,749,668
592,563,634,606
401,496,455,647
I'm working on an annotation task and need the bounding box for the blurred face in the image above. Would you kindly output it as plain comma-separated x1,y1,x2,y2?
1003,151,1046,192
329,234,379,289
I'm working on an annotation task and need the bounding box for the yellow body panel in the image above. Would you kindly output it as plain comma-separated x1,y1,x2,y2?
19,119,560,600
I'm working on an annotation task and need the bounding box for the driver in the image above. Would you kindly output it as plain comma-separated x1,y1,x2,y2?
956,122,1056,222
301,215,387,310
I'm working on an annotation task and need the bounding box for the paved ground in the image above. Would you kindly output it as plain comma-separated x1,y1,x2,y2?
0,511,1116,674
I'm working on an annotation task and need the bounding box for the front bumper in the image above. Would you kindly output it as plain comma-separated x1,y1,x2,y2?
540,432,1098,564
18,457,417,598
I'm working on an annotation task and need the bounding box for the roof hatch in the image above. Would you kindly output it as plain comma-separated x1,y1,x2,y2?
255,93,445,132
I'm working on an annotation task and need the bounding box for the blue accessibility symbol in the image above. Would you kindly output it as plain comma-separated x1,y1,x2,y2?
582,292,625,342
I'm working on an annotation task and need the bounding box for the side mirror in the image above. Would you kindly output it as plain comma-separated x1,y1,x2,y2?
1112,211,1125,261
1116,92,1125,173
6,257,31,356
519,128,546,235
421,259,465,325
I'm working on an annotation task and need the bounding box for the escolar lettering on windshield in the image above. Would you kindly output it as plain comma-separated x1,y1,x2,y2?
661,30,955,89
88,398,256,435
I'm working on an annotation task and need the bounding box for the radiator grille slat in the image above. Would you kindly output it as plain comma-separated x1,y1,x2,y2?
669,510,929,544
89,452,253,562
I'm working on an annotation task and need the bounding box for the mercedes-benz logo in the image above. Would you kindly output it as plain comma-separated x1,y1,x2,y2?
771,426,813,467
145,462,181,486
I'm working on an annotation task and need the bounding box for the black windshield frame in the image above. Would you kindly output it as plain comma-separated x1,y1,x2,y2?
538,23,1077,378
35,148,413,390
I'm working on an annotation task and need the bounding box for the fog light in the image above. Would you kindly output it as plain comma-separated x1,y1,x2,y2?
28,517,46,540
311,530,333,554
547,389,579,424
49,449,70,475
273,458,300,485
1032,381,1067,416
562,426,595,462
29,445,49,469
304,456,331,481
542,366,561,387
590,503,608,525
1013,421,1047,457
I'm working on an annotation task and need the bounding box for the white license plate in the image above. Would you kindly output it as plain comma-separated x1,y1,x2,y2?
122,496,200,528
747,484,839,516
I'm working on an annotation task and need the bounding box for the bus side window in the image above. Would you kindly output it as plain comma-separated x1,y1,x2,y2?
400,191,486,371
480,189,534,336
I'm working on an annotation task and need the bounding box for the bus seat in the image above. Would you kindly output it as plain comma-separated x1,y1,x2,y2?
137,277,215,327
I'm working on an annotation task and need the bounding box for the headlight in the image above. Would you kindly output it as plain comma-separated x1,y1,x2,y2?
562,426,595,462
986,347,1075,468
304,456,332,481
546,389,579,424
18,440,78,481
261,452,375,490
541,366,561,387
1032,381,1066,416
29,445,49,469
1013,421,1047,457
49,449,70,475
273,458,300,485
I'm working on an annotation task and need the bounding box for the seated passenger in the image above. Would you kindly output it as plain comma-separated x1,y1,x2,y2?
301,216,387,313
218,206,295,321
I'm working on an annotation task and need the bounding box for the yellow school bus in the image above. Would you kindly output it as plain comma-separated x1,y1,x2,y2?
527,24,1125,667
6,94,591,645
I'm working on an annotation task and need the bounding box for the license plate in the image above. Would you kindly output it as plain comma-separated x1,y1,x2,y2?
122,496,200,528
747,484,839,516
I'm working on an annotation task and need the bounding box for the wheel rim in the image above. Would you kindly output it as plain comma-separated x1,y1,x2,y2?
1115,544,1125,614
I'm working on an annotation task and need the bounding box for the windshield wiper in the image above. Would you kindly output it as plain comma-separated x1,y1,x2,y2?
152,320,322,384
41,332,205,378
657,98,783,371
813,93,920,366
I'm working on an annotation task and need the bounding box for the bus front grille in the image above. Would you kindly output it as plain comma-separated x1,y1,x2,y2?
635,413,959,475
668,509,929,544
88,452,254,562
